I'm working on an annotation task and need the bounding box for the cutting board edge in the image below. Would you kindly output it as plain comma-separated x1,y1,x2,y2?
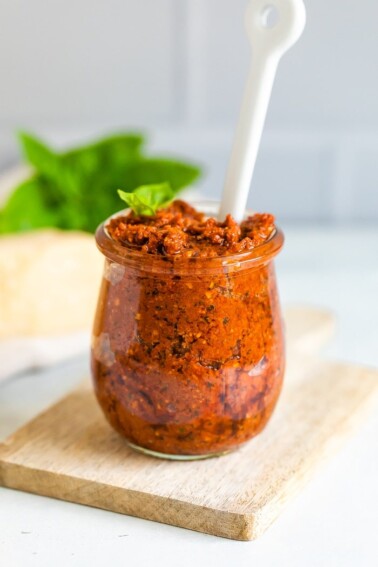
0,460,256,541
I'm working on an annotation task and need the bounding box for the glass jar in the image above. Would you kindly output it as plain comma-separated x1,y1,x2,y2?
91,203,285,460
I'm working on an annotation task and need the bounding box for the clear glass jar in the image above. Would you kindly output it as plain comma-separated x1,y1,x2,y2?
91,203,285,460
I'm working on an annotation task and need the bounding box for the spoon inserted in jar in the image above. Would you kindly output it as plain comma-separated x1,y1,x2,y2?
219,0,306,222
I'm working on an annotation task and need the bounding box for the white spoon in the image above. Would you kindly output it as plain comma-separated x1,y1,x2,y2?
219,0,306,222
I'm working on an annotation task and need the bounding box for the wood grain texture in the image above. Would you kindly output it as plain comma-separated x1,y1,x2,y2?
0,308,377,540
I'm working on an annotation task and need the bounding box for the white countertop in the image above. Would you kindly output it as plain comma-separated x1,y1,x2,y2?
1,226,378,567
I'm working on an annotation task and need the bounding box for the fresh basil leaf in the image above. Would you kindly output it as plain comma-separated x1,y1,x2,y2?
118,183,174,216
56,133,147,217
0,132,201,234
18,132,63,181
0,177,60,233
19,132,55,169
62,133,144,182
64,133,144,163
19,131,84,199
119,158,201,193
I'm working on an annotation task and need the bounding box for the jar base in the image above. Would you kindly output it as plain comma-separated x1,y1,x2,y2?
126,440,233,461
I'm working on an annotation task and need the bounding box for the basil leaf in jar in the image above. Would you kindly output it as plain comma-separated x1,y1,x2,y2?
118,183,174,216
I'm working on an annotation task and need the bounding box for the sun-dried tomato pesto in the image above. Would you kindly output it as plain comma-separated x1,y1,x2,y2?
91,201,285,458
107,200,276,257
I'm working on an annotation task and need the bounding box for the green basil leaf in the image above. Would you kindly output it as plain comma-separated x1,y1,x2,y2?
118,183,174,216
0,132,201,234
61,133,144,184
19,131,84,199
18,132,62,180
64,133,144,164
118,158,201,193
0,177,60,234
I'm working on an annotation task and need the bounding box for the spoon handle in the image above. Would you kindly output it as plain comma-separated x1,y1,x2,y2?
219,0,306,222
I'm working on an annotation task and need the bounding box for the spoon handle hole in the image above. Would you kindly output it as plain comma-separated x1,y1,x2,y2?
261,4,280,29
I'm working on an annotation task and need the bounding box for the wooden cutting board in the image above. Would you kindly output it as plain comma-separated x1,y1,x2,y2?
0,307,377,541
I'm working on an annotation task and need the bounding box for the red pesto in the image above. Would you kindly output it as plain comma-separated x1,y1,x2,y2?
107,200,276,257
91,201,285,458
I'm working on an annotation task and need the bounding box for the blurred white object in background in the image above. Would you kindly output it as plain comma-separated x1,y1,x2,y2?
0,333,89,382
0,227,103,381
0,230,103,338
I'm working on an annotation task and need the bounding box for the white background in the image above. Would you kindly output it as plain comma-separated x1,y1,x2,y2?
1,0,378,221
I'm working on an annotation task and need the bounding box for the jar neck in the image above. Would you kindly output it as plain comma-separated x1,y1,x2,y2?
96,224,284,277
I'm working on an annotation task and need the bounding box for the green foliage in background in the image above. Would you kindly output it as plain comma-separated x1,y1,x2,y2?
0,132,202,233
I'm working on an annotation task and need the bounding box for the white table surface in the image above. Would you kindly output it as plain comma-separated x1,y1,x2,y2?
1,226,378,567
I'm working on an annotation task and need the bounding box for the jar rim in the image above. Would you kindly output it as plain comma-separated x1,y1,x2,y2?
95,200,284,275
